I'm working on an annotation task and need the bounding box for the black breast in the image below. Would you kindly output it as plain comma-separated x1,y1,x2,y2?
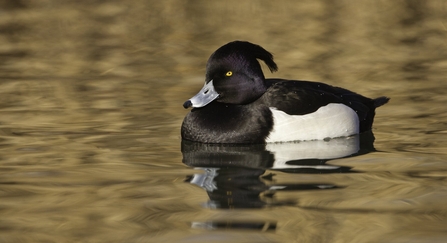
181,102,273,144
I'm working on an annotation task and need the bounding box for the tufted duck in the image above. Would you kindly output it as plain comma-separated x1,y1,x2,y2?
181,41,389,144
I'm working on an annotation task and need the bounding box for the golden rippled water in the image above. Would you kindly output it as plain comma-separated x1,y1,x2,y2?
0,1,446,242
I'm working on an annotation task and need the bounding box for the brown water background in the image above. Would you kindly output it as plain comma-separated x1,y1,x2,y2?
0,1,447,242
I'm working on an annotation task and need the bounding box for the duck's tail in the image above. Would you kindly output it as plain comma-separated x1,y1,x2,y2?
373,96,390,108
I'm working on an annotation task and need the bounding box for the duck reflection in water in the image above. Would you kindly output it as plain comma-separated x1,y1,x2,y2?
182,132,376,209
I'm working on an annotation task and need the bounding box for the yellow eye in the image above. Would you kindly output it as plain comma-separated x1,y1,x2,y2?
225,71,233,77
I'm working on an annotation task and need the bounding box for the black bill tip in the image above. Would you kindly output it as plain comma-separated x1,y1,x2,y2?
183,100,192,109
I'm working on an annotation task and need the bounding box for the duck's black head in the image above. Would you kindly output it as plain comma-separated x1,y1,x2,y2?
184,41,278,109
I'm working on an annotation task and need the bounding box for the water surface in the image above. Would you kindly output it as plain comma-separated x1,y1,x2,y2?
0,1,446,242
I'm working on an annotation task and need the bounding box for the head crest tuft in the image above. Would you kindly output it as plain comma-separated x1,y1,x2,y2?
214,41,278,73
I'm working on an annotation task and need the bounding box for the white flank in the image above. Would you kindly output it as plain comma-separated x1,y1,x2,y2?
266,103,359,143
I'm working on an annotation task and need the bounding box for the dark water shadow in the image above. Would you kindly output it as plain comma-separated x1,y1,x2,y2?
182,132,377,231
182,132,377,209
